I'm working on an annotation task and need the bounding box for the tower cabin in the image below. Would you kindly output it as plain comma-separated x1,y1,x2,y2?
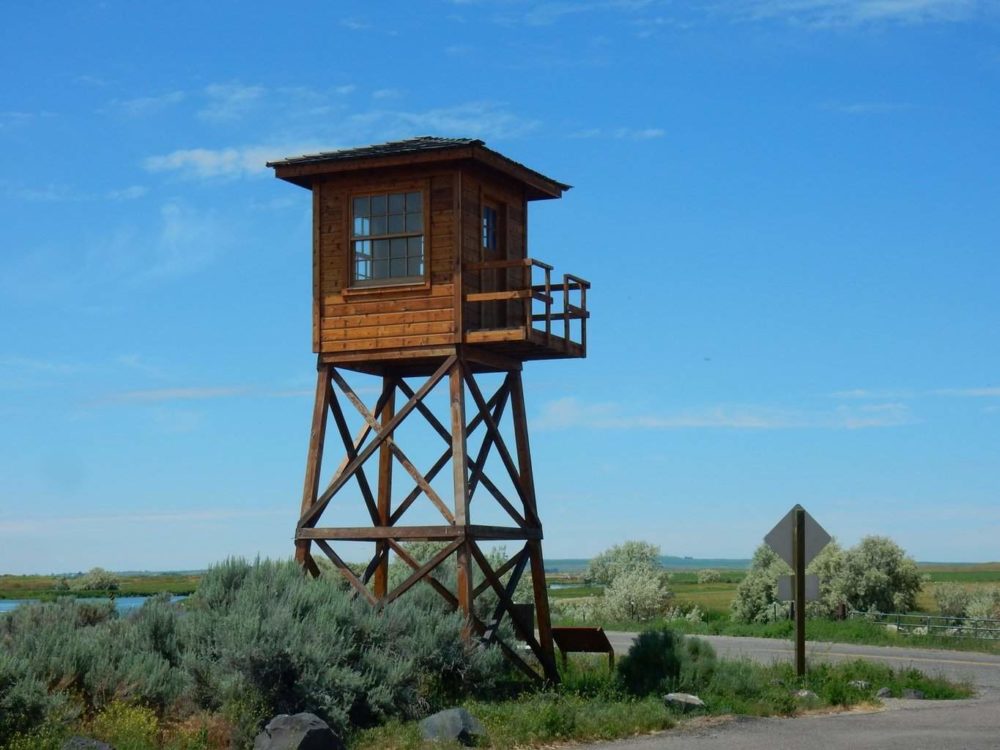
267,136,589,374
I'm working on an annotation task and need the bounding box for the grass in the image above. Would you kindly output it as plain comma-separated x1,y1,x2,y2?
0,573,201,600
348,648,971,750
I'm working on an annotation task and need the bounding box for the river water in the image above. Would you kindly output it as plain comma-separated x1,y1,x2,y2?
0,595,186,615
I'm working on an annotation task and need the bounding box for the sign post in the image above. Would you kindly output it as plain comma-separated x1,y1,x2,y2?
793,507,806,677
764,504,830,677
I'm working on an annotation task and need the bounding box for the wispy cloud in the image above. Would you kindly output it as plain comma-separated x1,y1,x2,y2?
933,386,1000,398
0,508,286,534
571,126,665,139
821,100,913,114
90,384,311,407
99,386,252,405
726,0,986,27
198,83,266,122
110,90,185,117
490,0,657,26
832,386,1000,399
536,397,913,430
144,145,300,179
144,101,537,180
2,181,147,202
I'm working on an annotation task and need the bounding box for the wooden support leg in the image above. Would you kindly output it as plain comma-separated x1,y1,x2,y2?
298,362,330,576
511,370,558,682
374,377,395,599
450,359,473,627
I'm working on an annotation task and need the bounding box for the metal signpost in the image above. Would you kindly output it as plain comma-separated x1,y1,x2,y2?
764,504,830,676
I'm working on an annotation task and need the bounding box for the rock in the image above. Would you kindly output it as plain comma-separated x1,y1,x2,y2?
884,624,899,633
876,687,893,698
419,707,485,746
902,688,926,700
253,713,342,750
663,692,707,712
794,689,818,701
848,680,871,690
62,739,113,750
911,626,928,636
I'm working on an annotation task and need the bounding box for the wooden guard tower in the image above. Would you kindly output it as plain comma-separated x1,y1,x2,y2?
267,137,589,682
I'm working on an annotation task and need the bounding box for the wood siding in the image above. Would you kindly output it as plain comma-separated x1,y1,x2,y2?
315,167,458,354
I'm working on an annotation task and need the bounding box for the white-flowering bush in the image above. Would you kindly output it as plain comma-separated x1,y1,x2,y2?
585,541,661,586
70,567,120,592
933,583,971,618
696,569,721,584
685,605,705,624
599,570,672,621
730,545,788,623
833,536,921,613
965,588,1000,620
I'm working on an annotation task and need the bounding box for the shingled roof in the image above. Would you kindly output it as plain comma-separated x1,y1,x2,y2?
267,136,570,200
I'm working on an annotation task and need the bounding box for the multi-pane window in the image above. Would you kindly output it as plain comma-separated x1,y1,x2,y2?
352,190,424,284
482,205,498,252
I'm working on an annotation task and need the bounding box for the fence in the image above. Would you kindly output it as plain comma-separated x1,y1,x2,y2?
848,609,1000,640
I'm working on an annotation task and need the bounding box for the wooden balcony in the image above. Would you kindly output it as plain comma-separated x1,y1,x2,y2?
464,258,590,361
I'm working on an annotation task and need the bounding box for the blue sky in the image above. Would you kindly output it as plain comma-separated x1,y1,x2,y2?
1,0,998,574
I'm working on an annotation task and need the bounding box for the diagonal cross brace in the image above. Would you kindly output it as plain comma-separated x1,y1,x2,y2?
299,355,456,529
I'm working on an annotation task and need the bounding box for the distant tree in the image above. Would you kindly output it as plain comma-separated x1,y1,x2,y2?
696,569,721,584
805,539,845,617
600,570,672,621
965,588,1000,620
933,583,971,618
833,536,921,613
730,544,788,623
71,567,120,592
586,541,661,586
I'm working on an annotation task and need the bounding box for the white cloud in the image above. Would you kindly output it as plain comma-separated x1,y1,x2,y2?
0,508,286,534
144,101,537,180
99,386,252,404
727,0,985,27
111,90,185,117
2,182,147,202
143,145,280,179
821,100,913,114
198,83,266,122
934,387,1000,398
570,126,665,140
372,88,401,100
535,396,913,430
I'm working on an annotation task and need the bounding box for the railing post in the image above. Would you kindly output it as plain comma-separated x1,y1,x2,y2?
544,267,551,343
563,275,570,343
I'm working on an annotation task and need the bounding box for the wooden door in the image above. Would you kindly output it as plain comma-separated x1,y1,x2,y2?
481,199,506,329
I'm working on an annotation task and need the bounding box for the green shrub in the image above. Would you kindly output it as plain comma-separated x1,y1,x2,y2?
89,701,160,750
617,627,684,696
934,583,971,617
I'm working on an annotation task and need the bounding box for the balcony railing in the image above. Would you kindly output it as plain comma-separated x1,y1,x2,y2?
463,258,590,353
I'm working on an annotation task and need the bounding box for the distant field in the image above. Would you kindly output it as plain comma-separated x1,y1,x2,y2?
0,573,201,600
3,561,998,613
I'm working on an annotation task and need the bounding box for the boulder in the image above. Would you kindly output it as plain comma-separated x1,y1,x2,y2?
62,739,113,750
902,688,925,700
253,713,342,750
794,689,818,701
848,680,871,690
663,692,707,711
419,707,485,746
875,687,893,698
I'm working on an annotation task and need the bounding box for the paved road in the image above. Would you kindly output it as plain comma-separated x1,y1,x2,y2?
604,632,1000,689
581,633,1000,750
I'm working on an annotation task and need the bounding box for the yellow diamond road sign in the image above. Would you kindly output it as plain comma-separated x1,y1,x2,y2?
764,506,830,567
